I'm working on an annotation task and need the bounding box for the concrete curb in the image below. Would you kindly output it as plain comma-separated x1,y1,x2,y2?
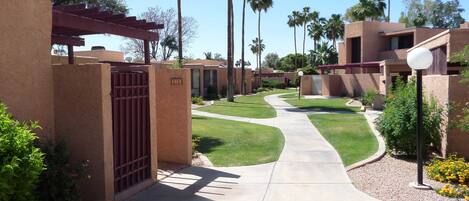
346,110,386,171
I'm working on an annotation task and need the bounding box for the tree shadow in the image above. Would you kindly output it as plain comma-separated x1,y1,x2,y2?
193,134,224,154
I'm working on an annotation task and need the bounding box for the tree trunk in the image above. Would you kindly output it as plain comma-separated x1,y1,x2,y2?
258,12,262,87
294,26,297,69
227,0,234,102
332,31,337,49
241,0,246,95
177,0,183,67
302,22,306,67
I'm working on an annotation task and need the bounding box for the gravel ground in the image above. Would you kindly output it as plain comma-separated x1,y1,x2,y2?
348,155,461,201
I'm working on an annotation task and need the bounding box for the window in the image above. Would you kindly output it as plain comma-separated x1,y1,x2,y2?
389,35,414,50
351,37,361,63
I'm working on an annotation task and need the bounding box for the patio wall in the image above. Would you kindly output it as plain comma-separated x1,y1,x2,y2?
302,74,381,97
0,0,54,138
423,75,469,158
155,66,192,165
52,55,99,65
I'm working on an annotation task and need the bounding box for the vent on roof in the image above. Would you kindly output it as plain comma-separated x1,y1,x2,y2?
91,46,106,51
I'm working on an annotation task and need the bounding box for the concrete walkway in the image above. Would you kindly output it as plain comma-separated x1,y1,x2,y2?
129,94,377,201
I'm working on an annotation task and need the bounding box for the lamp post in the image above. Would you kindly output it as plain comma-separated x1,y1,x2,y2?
407,47,433,190
298,71,304,100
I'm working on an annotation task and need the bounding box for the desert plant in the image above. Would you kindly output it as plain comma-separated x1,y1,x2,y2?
192,97,204,106
376,78,443,155
37,140,89,201
437,184,468,199
192,136,201,156
360,90,378,107
0,102,45,201
427,154,468,185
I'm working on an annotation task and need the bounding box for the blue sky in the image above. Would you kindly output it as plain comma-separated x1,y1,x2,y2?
76,0,469,68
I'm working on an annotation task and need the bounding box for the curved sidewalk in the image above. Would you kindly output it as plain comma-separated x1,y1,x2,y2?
130,94,377,201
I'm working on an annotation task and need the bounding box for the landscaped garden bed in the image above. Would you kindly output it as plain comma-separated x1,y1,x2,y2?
196,88,295,118
192,116,284,166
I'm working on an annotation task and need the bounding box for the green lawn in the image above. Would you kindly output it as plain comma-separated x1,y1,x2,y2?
308,114,378,166
278,92,301,99
286,97,360,112
197,88,295,118
192,116,284,166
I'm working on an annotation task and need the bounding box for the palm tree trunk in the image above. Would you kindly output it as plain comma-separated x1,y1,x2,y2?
258,12,262,87
294,26,297,68
302,22,306,67
227,0,234,102
241,0,246,95
177,0,183,67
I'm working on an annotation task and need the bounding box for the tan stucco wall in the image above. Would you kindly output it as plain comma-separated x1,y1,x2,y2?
51,55,99,65
423,75,469,158
460,22,469,29
53,64,114,201
155,66,192,165
338,42,346,65
75,50,125,62
300,75,313,95
321,73,381,97
0,0,54,138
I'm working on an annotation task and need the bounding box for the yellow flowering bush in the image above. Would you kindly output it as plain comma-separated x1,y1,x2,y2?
426,155,469,184
437,184,469,199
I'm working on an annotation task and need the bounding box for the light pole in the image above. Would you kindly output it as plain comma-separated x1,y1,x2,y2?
407,47,433,190
298,71,304,100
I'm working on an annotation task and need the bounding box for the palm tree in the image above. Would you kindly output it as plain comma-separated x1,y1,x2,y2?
241,0,247,95
308,16,325,51
204,52,213,60
248,0,273,86
301,7,311,63
287,11,301,68
310,42,338,66
177,0,183,66
227,0,235,102
346,0,387,22
249,38,265,71
325,14,344,49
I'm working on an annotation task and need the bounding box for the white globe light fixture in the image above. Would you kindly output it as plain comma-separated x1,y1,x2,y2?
407,47,433,190
297,71,304,100
298,71,304,77
407,47,433,70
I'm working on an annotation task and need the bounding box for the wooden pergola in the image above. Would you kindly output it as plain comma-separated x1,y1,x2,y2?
318,61,381,74
51,4,163,64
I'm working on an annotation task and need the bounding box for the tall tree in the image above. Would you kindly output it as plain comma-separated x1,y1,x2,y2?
287,11,301,69
310,42,338,67
123,7,197,61
263,53,280,69
400,0,465,28
300,7,311,66
325,14,344,49
249,38,265,70
344,0,387,22
248,0,273,86
52,0,128,14
177,0,183,67
241,0,247,95
227,0,235,102
204,52,213,60
308,17,325,52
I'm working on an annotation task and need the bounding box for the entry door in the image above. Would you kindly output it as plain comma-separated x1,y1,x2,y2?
111,69,151,194
191,69,200,97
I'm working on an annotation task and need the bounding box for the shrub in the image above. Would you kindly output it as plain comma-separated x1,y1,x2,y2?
192,136,201,156
360,90,378,106
427,154,468,184
192,97,204,106
376,78,443,155
437,184,469,199
262,80,285,89
37,140,89,201
0,103,45,201
205,86,219,100
255,87,271,93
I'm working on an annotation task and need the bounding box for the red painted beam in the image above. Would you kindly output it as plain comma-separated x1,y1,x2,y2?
51,34,85,46
53,10,159,41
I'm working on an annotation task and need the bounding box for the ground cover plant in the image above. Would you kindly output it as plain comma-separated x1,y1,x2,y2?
426,155,469,200
192,116,284,166
376,78,443,156
286,97,360,112
309,114,378,166
197,88,295,118
192,96,204,105
0,103,44,201
360,90,378,107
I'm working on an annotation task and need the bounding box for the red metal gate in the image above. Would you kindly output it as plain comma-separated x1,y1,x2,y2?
111,67,151,193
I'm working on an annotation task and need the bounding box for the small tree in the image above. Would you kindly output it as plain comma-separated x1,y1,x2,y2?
376,78,443,156
0,103,45,201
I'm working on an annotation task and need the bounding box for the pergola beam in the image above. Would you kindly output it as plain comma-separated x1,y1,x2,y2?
53,10,158,41
51,34,85,46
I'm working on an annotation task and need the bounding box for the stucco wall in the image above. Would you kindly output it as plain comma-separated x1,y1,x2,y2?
0,0,54,138
53,64,114,201
321,73,381,97
300,75,313,95
155,66,192,165
75,50,125,62
51,55,99,65
423,75,469,158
